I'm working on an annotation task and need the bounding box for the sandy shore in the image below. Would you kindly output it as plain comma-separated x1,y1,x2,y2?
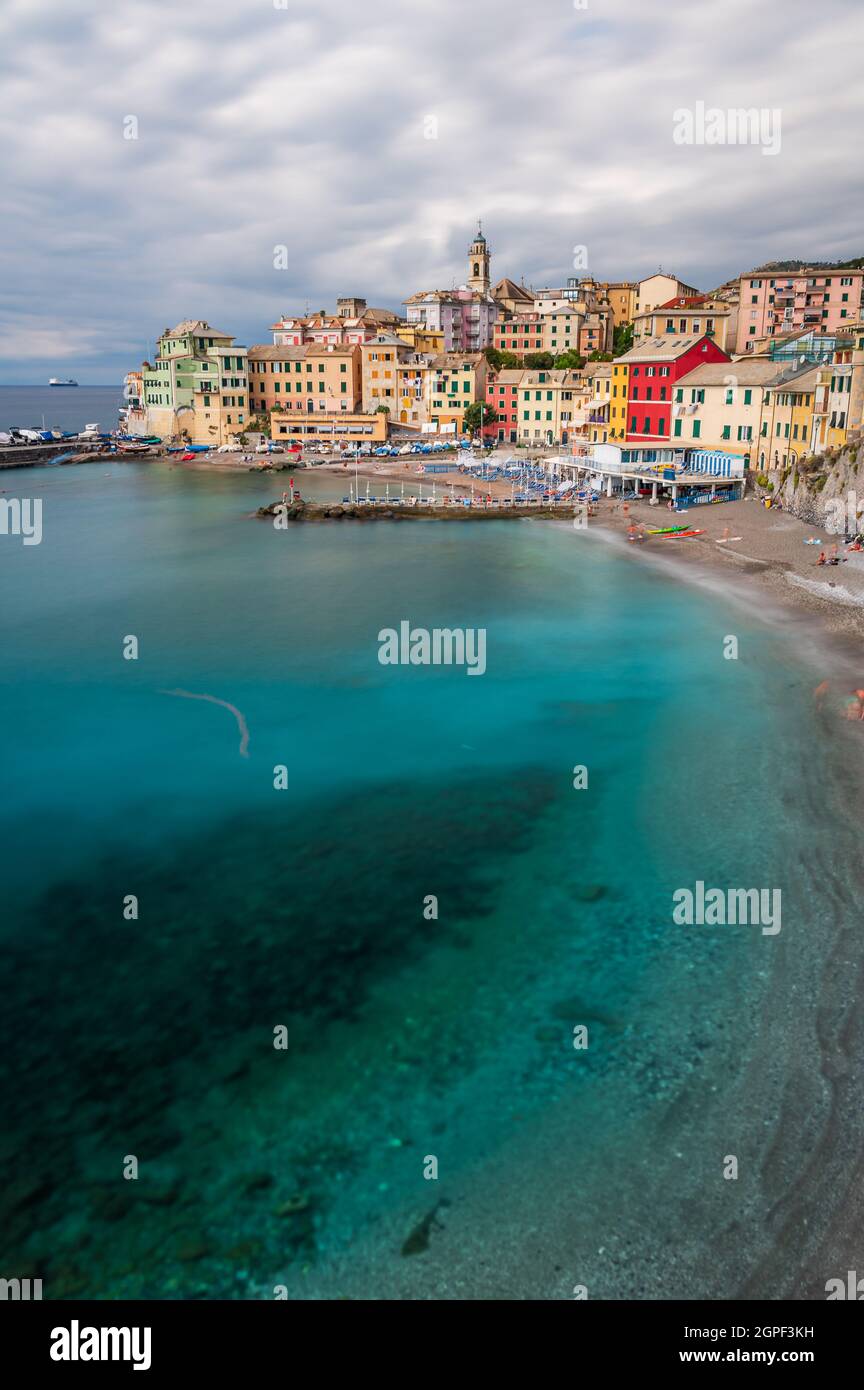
594,494,864,647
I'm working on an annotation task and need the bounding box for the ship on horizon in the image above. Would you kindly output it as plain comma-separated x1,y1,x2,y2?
48,377,78,387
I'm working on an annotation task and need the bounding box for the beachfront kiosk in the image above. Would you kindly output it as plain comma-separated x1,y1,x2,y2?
560,443,746,508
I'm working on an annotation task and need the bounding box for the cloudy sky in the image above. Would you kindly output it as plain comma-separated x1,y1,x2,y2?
0,0,862,382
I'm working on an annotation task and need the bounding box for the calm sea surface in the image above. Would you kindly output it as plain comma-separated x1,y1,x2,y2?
0,384,122,433
0,459,861,1298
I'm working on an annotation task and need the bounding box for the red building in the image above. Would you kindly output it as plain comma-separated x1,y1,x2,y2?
619,334,730,444
484,368,525,442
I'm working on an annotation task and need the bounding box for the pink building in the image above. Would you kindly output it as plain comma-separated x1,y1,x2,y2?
404,286,498,352
737,268,864,353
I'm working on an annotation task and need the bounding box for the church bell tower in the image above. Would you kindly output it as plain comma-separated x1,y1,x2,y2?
467,221,491,295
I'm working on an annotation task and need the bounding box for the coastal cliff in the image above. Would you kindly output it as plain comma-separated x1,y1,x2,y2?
762,440,864,529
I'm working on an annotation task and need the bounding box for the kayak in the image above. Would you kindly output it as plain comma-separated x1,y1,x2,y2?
661,528,705,539
646,525,689,535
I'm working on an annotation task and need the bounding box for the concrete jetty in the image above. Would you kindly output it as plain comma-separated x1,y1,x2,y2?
256,499,588,523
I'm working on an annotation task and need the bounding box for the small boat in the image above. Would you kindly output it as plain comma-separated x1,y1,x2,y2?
181,451,195,461
646,525,689,535
661,528,705,539
48,377,78,387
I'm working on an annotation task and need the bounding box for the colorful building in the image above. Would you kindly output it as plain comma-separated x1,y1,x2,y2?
271,300,403,347
484,368,525,442
493,313,546,355
633,296,736,352
516,368,586,445
404,224,499,351
669,360,784,457
585,363,612,443
247,343,361,416
423,352,488,430
757,365,821,468
618,334,730,445
141,320,248,445
609,360,629,442
634,272,701,315
737,269,864,354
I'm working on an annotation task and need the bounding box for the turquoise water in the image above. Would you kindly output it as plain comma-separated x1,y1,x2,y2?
1,460,861,1299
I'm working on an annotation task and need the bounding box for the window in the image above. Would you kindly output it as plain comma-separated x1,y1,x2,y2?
673,419,682,437
692,420,701,439
743,389,752,405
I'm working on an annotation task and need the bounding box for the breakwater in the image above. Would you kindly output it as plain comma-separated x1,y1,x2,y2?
0,443,109,469
256,499,585,522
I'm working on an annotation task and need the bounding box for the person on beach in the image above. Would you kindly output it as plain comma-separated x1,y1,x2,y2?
813,680,830,708
817,551,826,565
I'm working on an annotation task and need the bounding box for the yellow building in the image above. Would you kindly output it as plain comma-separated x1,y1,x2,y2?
360,333,410,414
601,281,638,329
759,365,820,469
395,324,445,354
811,357,854,454
609,360,629,441
584,363,612,443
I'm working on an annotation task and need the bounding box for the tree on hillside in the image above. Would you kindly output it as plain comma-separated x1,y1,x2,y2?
613,323,634,355
523,351,554,369
554,350,586,369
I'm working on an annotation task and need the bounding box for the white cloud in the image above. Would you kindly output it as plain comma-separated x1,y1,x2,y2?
0,0,862,380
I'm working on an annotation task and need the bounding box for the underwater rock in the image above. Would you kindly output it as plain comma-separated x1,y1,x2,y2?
575,884,607,902
90,1186,135,1222
275,1194,310,1217
176,1238,213,1262
242,1172,274,1195
401,1201,447,1256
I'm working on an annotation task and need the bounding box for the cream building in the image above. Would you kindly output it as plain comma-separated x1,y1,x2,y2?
669,360,784,458
633,297,736,352
634,272,701,315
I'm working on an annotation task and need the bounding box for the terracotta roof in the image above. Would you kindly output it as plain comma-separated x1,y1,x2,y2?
492,277,534,303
